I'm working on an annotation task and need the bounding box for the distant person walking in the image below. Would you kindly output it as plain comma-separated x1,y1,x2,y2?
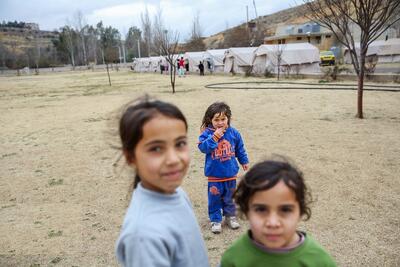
178,57,185,77
159,60,164,74
199,61,205,76
185,58,189,73
207,59,214,74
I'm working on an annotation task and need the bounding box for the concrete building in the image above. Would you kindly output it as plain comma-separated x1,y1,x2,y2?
264,22,335,51
264,21,398,61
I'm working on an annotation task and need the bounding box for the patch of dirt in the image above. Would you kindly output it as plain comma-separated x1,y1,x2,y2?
0,70,399,266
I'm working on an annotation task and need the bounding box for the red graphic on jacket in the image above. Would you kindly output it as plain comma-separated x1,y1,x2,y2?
179,58,185,68
212,139,235,162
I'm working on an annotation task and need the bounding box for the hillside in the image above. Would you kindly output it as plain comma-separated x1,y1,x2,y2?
0,4,310,59
0,25,59,55
204,3,310,48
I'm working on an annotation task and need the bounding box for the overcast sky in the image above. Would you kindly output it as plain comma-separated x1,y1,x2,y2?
0,0,299,40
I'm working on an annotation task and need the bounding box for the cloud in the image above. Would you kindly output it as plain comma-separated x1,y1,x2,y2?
0,0,299,39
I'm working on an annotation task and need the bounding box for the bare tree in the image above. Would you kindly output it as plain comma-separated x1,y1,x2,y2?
99,25,121,86
7,40,24,75
191,11,203,39
141,7,153,57
62,22,76,69
392,15,400,37
185,12,205,52
0,42,7,69
153,9,180,93
248,21,266,47
86,25,99,65
74,10,88,66
304,0,400,118
96,22,106,65
125,26,142,59
33,32,41,74
275,43,286,80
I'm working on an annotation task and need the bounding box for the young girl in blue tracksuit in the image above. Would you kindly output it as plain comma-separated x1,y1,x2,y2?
198,102,249,234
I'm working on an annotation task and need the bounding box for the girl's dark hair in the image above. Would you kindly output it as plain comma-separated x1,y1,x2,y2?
119,95,188,189
200,102,232,130
235,157,312,220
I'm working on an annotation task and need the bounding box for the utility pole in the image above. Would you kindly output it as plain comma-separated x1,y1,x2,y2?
122,41,126,64
116,45,122,64
246,5,249,23
253,0,258,18
137,39,141,58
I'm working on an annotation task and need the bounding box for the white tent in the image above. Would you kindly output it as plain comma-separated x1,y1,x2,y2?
252,43,321,75
223,47,257,74
132,55,178,73
375,39,400,63
184,51,205,73
132,57,151,72
344,38,400,64
203,49,227,73
148,56,162,72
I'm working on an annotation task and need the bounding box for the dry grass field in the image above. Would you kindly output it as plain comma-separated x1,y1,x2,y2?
0,70,399,267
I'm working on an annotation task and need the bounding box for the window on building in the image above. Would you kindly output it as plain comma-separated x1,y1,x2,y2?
278,39,286,44
297,37,302,40
316,36,321,44
298,28,303,33
326,35,331,38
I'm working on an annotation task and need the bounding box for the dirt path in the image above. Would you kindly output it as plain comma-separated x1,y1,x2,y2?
0,70,399,266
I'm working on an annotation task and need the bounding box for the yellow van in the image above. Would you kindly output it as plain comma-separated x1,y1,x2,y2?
320,51,335,66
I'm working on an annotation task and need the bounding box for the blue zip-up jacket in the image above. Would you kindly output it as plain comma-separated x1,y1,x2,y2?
198,126,249,178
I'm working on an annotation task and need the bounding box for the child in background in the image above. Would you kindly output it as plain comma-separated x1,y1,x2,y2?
178,56,185,77
198,61,205,76
220,158,336,267
115,96,209,267
198,102,249,234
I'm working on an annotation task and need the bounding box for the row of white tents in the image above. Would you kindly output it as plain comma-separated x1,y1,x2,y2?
132,39,400,75
132,43,322,76
344,38,400,64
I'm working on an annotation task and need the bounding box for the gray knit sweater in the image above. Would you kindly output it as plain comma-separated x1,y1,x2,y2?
116,183,210,267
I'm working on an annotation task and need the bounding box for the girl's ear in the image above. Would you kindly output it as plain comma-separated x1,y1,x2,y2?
123,150,135,166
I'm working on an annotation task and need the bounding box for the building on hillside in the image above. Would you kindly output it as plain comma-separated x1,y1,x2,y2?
348,23,397,42
263,22,336,51
264,21,398,59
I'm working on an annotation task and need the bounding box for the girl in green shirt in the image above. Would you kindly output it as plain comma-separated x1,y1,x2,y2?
221,157,336,267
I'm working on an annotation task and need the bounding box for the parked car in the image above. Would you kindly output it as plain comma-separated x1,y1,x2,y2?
320,50,335,66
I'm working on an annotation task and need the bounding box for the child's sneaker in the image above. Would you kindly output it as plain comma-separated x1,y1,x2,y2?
211,222,222,234
226,216,240,229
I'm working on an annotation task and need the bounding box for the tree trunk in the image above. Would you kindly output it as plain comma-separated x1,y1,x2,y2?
170,66,175,93
81,34,87,65
106,63,112,86
277,66,280,81
70,51,75,70
94,47,97,65
357,70,364,119
357,52,366,119
101,50,105,65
